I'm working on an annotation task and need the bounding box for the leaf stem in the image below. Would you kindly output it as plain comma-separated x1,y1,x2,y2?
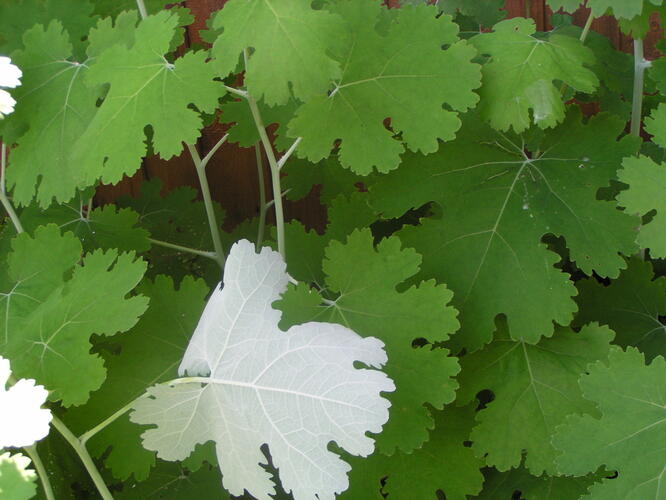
525,0,531,19
148,238,218,260
225,85,248,98
0,143,24,234
50,416,113,500
277,137,302,170
630,38,649,138
187,143,226,268
579,10,594,44
24,445,55,500
244,50,289,259
135,0,148,19
79,398,144,446
255,142,267,248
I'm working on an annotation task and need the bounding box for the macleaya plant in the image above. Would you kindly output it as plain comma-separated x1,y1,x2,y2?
0,0,664,499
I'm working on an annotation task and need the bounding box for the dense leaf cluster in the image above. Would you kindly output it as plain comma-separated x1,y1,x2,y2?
0,0,665,499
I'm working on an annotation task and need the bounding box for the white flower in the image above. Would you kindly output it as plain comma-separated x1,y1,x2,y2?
0,356,52,449
0,56,22,88
0,56,21,119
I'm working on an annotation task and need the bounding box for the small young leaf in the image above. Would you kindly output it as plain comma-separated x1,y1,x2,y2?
0,452,37,500
131,240,394,499
617,154,666,258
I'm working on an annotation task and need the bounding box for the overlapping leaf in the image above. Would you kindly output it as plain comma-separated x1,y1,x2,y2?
65,275,208,481
553,347,666,499
0,0,96,56
456,323,614,474
369,110,638,350
0,225,148,406
288,2,481,174
211,0,346,105
6,22,103,207
617,154,666,257
576,258,666,361
0,453,36,500
474,466,602,499
646,102,666,147
470,18,598,133
72,11,220,188
131,240,394,500
276,229,460,453
341,405,484,499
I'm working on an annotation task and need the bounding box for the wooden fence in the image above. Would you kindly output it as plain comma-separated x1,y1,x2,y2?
95,0,664,231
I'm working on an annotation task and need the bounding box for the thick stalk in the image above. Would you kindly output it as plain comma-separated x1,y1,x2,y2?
255,143,267,248
244,53,287,258
0,143,24,234
24,445,55,500
630,38,648,137
50,416,113,500
187,143,226,267
525,0,531,18
148,237,218,260
135,0,148,19
579,10,594,44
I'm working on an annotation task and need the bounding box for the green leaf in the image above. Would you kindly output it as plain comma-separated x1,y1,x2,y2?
288,2,481,175
211,0,345,105
219,98,297,151
0,0,96,56
0,452,37,500
474,466,602,499
342,404,484,499
65,275,208,481
553,346,666,499
117,179,224,284
646,102,666,148
370,110,637,351
439,0,507,27
618,4,666,38
470,18,598,133
116,461,229,499
457,322,614,474
587,0,663,21
6,21,103,207
281,192,377,284
617,155,666,258
0,225,148,406
575,258,666,362
276,229,460,453
20,202,150,253
282,157,364,205
72,11,221,188
546,0,586,12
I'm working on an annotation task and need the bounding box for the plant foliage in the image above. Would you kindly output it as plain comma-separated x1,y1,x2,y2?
0,0,664,499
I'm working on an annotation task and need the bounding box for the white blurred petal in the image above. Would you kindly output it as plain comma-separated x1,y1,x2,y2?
0,89,16,118
0,56,22,88
0,356,52,448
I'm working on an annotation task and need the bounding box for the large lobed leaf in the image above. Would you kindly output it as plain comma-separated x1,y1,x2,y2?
0,452,37,500
289,2,481,175
276,229,461,454
369,110,638,351
130,240,394,500
0,225,148,406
